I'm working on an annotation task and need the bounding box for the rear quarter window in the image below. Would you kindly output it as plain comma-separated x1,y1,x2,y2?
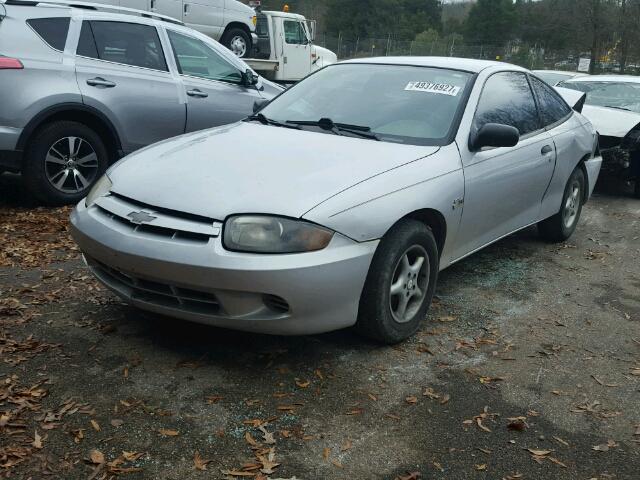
27,17,70,51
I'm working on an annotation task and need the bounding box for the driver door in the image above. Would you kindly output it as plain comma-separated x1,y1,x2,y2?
166,29,264,132
282,19,310,81
454,71,556,258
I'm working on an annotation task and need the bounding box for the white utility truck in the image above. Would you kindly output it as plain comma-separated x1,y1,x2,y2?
96,0,258,57
244,4,337,83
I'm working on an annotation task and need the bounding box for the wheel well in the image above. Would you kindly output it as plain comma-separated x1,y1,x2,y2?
578,154,591,204
19,107,121,164
404,208,447,257
222,22,252,42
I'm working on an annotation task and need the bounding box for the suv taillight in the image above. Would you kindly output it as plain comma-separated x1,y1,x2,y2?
0,57,24,69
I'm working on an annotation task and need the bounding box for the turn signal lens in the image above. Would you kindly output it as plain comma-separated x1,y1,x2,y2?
252,15,257,26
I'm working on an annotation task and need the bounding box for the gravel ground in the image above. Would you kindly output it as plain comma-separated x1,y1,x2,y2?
1,173,639,480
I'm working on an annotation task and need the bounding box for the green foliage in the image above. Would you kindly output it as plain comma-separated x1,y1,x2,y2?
464,0,517,45
414,28,439,45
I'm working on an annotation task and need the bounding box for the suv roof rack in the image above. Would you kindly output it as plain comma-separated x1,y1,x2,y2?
3,0,184,25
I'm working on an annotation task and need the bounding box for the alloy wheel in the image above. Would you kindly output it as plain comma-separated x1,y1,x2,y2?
562,180,581,229
45,136,99,194
389,245,430,323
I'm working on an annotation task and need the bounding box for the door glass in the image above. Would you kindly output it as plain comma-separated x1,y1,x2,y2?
27,17,70,51
283,20,307,45
530,76,572,126
474,72,540,136
78,21,167,71
167,30,242,83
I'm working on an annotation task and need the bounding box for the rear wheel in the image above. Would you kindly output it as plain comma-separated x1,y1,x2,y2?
221,28,251,58
23,121,108,205
356,219,439,344
538,166,585,242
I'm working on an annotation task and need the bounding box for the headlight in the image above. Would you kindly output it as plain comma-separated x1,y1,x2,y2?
223,215,334,253
85,174,112,207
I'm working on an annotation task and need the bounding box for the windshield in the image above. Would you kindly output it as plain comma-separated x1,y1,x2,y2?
259,64,473,145
558,80,640,113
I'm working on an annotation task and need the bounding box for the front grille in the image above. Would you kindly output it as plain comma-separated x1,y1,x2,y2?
89,258,221,315
93,193,221,244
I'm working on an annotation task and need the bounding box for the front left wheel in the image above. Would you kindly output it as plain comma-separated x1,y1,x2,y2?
221,28,251,58
356,219,439,344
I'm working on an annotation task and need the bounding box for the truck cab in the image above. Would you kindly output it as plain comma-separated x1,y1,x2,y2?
245,7,337,83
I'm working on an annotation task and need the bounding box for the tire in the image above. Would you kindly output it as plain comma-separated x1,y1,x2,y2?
356,219,439,344
23,121,108,206
538,166,585,242
221,27,251,58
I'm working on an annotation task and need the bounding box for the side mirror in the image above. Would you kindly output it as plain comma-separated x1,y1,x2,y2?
470,123,520,151
241,69,259,87
253,98,270,113
308,20,316,41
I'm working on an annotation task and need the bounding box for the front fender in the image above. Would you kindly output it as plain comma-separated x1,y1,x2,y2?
303,143,465,269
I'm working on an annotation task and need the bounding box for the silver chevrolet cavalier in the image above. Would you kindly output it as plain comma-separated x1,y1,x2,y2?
70,57,602,343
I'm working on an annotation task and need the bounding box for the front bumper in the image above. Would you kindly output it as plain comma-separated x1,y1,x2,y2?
70,198,378,335
584,155,603,198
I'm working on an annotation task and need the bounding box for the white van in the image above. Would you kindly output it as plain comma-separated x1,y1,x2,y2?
94,0,257,57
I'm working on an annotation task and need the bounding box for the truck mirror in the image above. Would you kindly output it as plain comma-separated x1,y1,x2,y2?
308,20,316,41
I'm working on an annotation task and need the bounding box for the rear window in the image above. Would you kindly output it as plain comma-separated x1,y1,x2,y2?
27,17,70,51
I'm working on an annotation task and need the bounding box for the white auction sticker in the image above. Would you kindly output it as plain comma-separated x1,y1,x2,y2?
405,81,461,96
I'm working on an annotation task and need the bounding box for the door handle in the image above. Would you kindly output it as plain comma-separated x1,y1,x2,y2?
187,89,208,98
184,3,189,15
150,0,155,10
86,77,116,88
541,145,553,155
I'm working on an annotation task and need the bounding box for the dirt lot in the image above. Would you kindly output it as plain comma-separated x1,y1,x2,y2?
1,173,639,480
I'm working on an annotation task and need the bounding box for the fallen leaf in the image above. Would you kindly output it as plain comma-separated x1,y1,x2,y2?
331,459,343,468
158,428,179,437
345,408,363,416
110,419,124,427
89,449,105,464
245,431,260,447
322,447,330,461
438,315,457,322
122,451,142,462
396,472,420,480
406,396,418,405
553,436,569,446
258,426,276,445
32,430,43,449
193,451,210,470
341,439,352,451
440,394,450,405
547,456,567,468
475,464,487,471
295,379,310,388
206,395,223,404
527,448,552,456
90,419,100,431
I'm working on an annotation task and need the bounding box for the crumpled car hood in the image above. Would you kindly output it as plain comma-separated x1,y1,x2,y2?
581,105,640,138
108,122,439,220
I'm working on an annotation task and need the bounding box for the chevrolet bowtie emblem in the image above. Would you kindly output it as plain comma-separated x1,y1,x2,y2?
127,210,157,224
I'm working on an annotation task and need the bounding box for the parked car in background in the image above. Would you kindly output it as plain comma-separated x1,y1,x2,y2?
95,0,258,57
559,75,640,197
532,69,588,86
0,0,283,204
71,57,601,343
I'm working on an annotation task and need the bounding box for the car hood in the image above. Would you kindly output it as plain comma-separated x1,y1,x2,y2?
581,104,640,137
108,122,439,220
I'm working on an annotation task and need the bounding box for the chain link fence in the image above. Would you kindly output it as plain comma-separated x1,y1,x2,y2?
314,35,640,75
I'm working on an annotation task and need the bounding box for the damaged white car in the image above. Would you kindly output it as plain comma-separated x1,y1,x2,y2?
559,75,640,197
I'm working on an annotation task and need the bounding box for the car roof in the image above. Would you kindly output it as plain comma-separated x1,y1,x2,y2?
341,56,525,73
261,10,305,20
565,74,640,83
532,70,583,76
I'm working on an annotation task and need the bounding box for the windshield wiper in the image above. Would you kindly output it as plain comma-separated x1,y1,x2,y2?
286,118,380,141
246,113,301,130
604,105,632,111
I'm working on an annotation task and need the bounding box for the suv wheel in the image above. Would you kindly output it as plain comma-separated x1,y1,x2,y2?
23,121,108,205
221,28,251,58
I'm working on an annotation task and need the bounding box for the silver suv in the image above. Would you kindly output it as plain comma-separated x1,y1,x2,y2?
0,0,282,204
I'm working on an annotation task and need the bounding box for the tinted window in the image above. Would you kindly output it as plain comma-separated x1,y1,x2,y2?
168,30,241,83
530,76,572,126
474,72,539,136
261,64,472,146
27,17,70,51
283,20,306,45
78,21,167,71
77,22,98,58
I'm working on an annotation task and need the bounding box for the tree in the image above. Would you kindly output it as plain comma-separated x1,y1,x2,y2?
464,0,517,45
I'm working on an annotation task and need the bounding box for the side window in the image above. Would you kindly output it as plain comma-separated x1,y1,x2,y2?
283,21,306,45
167,30,242,84
530,76,572,126
27,17,70,51
77,21,167,71
474,72,540,136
